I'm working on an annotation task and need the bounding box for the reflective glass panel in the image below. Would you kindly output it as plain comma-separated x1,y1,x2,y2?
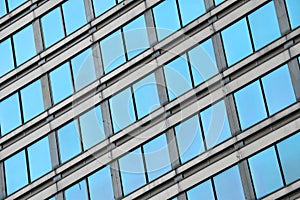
178,0,206,26
187,179,215,200
215,0,225,5
285,0,300,29
65,180,88,200
0,0,6,17
7,0,26,11
0,38,14,77
92,0,115,16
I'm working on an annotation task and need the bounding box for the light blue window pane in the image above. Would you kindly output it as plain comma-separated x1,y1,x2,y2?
0,93,21,135
65,180,88,200
285,0,300,29
164,54,193,101
88,166,114,200
248,2,280,50
175,115,204,164
133,73,160,119
110,88,136,133
277,132,300,184
13,24,36,66
50,63,73,104
123,15,149,60
57,121,82,163
143,134,171,181
189,39,218,86
153,0,181,41
215,0,224,5
248,147,283,198
0,38,14,77
71,48,96,91
92,0,115,16
0,0,6,17
234,80,267,130
178,0,206,26
119,148,146,195
7,0,26,11
79,107,105,150
221,18,252,66
262,65,296,115
41,8,65,48
27,137,52,181
100,30,126,73
5,151,28,195
187,179,215,200
62,0,87,35
200,101,231,149
214,165,245,200
20,80,44,122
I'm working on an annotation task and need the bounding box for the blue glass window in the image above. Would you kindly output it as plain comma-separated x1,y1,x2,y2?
143,134,171,181
215,0,225,5
187,179,215,200
175,115,204,163
41,7,65,48
119,148,146,195
20,80,44,122
178,0,206,26
13,24,36,66
153,0,181,41
234,80,267,130
0,38,14,77
0,93,21,135
0,0,6,17
262,65,296,115
248,2,280,50
92,0,115,17
285,0,300,29
7,0,27,11
248,147,283,198
65,180,88,200
133,73,160,119
221,18,252,66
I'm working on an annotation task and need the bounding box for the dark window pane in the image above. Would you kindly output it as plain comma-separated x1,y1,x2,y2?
248,2,280,50
92,0,115,16
221,18,252,66
119,148,146,195
175,115,204,163
262,65,296,115
7,0,26,11
277,132,300,184
214,165,245,200
234,80,267,130
285,0,300,29
187,179,215,200
0,38,14,77
0,93,22,135
178,0,206,26
248,147,283,198
5,151,28,195
133,73,160,119
65,180,88,200
27,137,52,181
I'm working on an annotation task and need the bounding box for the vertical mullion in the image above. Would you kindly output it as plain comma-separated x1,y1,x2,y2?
198,113,208,151
130,86,139,121
140,146,150,183
274,144,287,186
245,16,256,53
258,78,271,117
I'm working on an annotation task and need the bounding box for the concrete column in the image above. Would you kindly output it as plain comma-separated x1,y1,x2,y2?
83,0,95,22
274,0,291,35
0,161,6,199
145,9,158,46
288,59,300,101
204,0,215,11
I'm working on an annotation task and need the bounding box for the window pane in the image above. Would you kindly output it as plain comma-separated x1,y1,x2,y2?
175,115,204,164
189,39,218,86
92,0,115,16
215,0,225,5
221,18,252,66
248,2,280,50
62,0,86,35
13,24,36,66
50,63,73,104
5,151,28,195
234,80,267,130
133,73,160,119
178,0,206,26
100,30,126,73
119,148,146,195
0,93,22,135
27,137,52,181
20,79,44,122
0,0,6,17
248,147,283,198
79,106,105,150
109,88,136,133
187,179,215,200
123,15,149,60
71,48,96,91
88,166,114,200
143,134,171,181
153,0,181,41
285,0,300,29
65,180,88,200
41,7,65,48
214,165,245,200
262,65,296,115
0,38,14,77
277,132,300,184
57,121,82,163
164,54,193,101
200,101,231,149
7,0,26,11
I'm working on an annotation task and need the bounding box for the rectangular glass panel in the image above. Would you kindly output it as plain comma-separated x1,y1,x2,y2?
7,0,26,11
0,0,6,17
92,0,115,16
285,0,300,29
178,0,206,26
0,38,14,77
187,179,215,200
65,180,88,200
215,0,225,5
